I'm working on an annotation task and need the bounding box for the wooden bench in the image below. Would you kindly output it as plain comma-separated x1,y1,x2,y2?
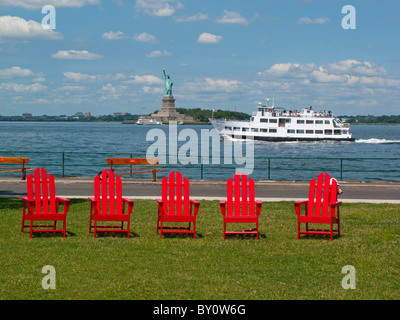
107,158,163,182
0,157,31,180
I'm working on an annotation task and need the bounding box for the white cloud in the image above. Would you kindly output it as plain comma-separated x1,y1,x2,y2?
204,78,241,92
0,0,100,10
0,82,47,92
63,71,126,82
125,75,163,85
185,78,241,93
134,0,183,17
254,60,400,115
174,13,208,23
258,63,316,78
216,10,248,25
297,17,330,25
0,66,34,78
197,32,222,44
258,60,392,86
63,72,99,82
145,50,172,58
102,31,125,40
52,50,102,60
325,60,387,76
133,32,157,43
58,85,87,91
142,86,164,94
0,15,63,42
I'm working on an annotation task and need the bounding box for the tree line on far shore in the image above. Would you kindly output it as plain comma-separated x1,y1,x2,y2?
344,115,400,124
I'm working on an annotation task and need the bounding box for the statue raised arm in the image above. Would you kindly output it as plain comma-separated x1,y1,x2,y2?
163,68,173,97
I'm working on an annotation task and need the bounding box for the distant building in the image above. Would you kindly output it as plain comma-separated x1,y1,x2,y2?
85,112,92,117
22,113,32,118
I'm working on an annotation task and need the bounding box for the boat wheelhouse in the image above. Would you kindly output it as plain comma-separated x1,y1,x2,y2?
209,101,354,142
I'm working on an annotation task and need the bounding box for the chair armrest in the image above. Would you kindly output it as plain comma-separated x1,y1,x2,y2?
220,200,226,216
56,197,70,214
329,201,342,206
21,196,33,202
294,200,308,216
255,200,262,216
156,199,164,215
89,197,99,214
190,200,200,215
122,198,134,214
56,197,70,204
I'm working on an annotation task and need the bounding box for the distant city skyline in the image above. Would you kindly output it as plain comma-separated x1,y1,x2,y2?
0,0,399,116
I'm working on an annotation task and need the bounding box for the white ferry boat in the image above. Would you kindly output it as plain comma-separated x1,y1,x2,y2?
209,101,354,142
136,118,162,125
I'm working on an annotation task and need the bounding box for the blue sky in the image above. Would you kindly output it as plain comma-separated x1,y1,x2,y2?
0,0,399,116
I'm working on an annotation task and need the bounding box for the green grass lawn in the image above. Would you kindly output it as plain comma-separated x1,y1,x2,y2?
0,198,399,300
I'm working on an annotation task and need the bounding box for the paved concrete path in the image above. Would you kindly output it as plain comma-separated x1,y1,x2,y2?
1,177,399,203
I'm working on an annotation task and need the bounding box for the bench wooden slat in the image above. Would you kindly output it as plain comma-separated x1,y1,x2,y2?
106,158,162,182
107,158,159,165
0,157,30,180
0,157,29,164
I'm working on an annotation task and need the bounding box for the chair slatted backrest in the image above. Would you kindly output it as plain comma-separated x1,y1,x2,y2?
226,173,256,217
161,171,190,216
94,169,123,215
307,172,337,217
26,168,56,214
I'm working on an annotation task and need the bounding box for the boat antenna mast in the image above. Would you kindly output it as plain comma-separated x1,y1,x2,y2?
272,91,275,108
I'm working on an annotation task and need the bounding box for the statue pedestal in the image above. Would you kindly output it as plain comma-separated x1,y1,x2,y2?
162,97,176,112
148,96,194,123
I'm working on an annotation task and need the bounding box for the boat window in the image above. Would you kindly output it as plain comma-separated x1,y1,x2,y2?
297,120,305,124
306,120,314,124
242,127,249,132
297,130,305,134
260,129,268,133
325,130,332,135
260,118,268,123
286,119,291,123
224,126,232,130
251,128,259,132
251,117,254,122
334,130,342,135
287,129,295,133
269,119,277,123
315,120,323,124
325,120,330,124
315,130,323,134
233,127,240,131
269,129,277,133
306,130,313,134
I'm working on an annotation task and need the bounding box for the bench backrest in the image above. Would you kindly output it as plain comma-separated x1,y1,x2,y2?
93,169,124,215
225,173,256,217
161,171,191,216
0,157,29,164
307,172,338,217
107,158,159,166
26,168,57,214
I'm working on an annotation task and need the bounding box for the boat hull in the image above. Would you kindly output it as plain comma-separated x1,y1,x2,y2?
222,134,355,142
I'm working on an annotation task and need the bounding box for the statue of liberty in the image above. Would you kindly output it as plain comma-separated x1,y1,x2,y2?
163,68,173,97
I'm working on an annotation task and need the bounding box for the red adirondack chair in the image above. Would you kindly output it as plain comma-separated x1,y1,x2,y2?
156,171,200,239
294,172,341,241
89,169,134,238
220,173,262,239
21,168,70,238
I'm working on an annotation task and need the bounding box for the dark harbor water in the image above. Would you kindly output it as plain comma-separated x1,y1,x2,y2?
0,121,399,181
